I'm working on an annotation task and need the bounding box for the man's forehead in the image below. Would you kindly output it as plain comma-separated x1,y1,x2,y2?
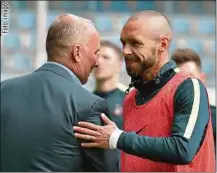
121,26,142,40
98,47,111,56
100,46,114,53
122,20,141,32
121,20,149,40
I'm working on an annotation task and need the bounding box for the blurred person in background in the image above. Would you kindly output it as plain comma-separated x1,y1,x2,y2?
93,40,125,130
93,40,126,167
1,14,118,172
73,10,215,172
171,48,216,149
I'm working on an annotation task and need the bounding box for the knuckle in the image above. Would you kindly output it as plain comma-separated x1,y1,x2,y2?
98,127,103,132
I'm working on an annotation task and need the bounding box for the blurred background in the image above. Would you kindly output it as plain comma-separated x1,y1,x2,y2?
1,1,216,105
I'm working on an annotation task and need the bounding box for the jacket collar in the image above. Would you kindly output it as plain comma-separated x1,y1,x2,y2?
35,62,82,85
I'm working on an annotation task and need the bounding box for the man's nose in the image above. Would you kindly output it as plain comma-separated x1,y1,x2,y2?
95,62,98,68
96,56,103,66
122,45,132,57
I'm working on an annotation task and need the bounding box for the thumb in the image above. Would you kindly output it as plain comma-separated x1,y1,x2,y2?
101,113,114,125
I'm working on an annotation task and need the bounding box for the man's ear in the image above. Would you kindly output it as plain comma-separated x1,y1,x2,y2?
117,60,123,73
72,44,81,63
200,72,206,84
159,37,169,53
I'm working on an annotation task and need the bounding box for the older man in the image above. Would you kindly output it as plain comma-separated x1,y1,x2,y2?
1,14,118,172
74,11,215,172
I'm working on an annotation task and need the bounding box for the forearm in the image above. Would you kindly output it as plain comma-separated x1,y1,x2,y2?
117,132,192,164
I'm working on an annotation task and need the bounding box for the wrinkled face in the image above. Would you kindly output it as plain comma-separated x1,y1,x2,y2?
93,46,122,80
120,20,159,78
79,32,100,84
179,61,205,82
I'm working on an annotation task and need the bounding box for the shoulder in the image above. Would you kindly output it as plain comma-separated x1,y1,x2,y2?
73,86,108,112
174,78,208,107
77,86,104,103
117,83,128,93
1,74,31,90
116,89,125,98
176,77,207,95
74,87,110,121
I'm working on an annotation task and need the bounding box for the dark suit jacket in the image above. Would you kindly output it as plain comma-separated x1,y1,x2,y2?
1,63,119,172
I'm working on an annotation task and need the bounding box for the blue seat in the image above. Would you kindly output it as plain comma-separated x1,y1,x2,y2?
96,1,106,12
198,19,215,34
3,34,20,49
110,1,129,12
186,39,202,53
18,11,36,29
94,16,112,32
60,1,87,11
171,18,190,34
60,1,72,10
201,58,214,74
12,53,32,70
136,1,155,10
11,1,27,9
188,1,203,13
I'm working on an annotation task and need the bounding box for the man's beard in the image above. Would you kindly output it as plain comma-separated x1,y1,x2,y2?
126,48,157,78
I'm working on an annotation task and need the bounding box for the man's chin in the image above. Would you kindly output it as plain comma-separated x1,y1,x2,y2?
94,75,107,80
127,70,139,78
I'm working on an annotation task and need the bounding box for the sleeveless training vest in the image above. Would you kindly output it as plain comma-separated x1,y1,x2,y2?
121,72,215,172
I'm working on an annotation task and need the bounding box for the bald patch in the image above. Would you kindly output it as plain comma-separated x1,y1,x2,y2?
46,14,98,59
55,14,92,25
51,14,96,43
127,10,172,42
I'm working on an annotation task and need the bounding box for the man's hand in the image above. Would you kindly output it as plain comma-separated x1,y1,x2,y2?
73,113,117,148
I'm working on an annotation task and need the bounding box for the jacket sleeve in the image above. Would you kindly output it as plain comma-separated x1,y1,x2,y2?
79,98,119,172
116,78,210,164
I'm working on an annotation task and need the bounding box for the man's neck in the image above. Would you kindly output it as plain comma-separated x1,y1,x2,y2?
95,76,119,93
48,58,83,84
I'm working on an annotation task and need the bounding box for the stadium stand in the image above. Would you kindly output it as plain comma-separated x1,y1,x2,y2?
1,1,215,92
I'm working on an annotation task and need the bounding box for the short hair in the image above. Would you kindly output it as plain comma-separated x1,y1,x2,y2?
171,48,202,70
46,15,94,60
128,10,173,43
100,40,123,60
